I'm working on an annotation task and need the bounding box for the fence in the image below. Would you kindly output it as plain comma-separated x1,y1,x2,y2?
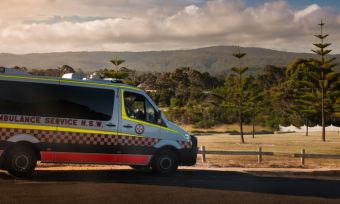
199,146,274,163
199,146,340,165
294,149,340,165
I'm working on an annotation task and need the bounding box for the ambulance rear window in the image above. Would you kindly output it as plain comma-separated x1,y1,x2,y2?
0,80,114,121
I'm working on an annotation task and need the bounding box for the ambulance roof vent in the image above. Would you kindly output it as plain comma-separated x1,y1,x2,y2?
88,72,101,80
103,78,125,84
0,67,31,76
61,73,86,80
61,72,125,84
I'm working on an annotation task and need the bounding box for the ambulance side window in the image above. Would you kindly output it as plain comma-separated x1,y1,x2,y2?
124,91,158,124
0,80,114,121
57,85,114,121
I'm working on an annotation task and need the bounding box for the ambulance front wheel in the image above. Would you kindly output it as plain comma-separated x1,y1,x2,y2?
6,145,37,178
152,149,178,176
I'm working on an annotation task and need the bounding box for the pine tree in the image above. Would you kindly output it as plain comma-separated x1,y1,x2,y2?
211,48,250,143
286,58,318,136
110,56,125,70
231,50,249,143
287,20,340,141
310,20,339,141
103,56,129,79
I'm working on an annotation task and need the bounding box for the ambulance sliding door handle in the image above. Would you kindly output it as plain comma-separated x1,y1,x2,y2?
123,124,133,129
106,123,116,127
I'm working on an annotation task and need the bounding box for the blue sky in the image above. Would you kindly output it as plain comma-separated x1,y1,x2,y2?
245,0,340,10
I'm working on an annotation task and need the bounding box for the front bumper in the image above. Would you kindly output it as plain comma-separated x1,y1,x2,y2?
179,135,197,166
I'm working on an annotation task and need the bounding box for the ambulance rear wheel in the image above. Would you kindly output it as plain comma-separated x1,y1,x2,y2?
152,149,178,176
6,146,37,178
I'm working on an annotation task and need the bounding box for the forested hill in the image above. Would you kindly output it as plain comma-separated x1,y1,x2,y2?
0,46,339,73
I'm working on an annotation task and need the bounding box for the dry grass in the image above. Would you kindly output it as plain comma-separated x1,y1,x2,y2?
196,131,340,168
181,124,272,133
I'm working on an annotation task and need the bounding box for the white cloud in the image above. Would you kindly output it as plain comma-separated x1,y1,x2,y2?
185,5,200,15
0,0,339,53
294,4,320,21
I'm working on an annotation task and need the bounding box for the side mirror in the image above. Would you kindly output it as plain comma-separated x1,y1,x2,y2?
156,110,163,125
157,118,163,125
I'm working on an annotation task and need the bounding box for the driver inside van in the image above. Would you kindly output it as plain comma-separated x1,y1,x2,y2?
135,108,145,121
125,100,145,120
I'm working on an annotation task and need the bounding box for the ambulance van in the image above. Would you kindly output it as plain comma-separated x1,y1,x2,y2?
0,68,197,177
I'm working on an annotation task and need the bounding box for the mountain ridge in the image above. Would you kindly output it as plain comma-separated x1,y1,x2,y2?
0,46,339,73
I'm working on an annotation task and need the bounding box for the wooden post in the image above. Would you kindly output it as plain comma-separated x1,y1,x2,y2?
258,147,262,163
201,146,206,163
301,149,305,165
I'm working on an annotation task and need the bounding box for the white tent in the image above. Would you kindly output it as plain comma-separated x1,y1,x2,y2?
279,124,301,132
326,125,340,132
309,125,323,132
279,124,340,132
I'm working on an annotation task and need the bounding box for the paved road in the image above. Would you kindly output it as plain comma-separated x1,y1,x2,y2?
0,168,340,204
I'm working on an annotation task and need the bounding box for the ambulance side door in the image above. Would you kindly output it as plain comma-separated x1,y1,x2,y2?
119,89,161,151
54,81,118,157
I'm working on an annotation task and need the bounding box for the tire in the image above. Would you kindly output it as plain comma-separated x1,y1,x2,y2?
152,149,178,176
5,146,37,178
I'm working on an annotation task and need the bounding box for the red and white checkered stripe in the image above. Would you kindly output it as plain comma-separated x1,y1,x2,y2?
0,128,160,147
0,127,191,149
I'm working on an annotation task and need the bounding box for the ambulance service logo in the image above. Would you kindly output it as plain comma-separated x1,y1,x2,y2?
135,124,144,134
